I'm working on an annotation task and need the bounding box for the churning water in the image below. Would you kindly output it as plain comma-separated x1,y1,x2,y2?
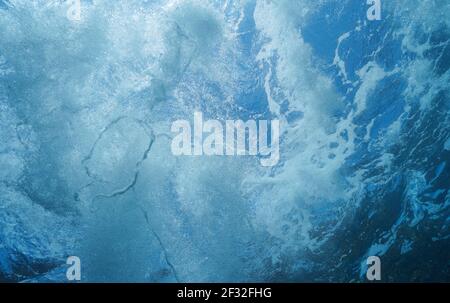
0,0,449,282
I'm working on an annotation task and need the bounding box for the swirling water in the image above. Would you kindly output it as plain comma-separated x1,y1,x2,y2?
0,0,449,282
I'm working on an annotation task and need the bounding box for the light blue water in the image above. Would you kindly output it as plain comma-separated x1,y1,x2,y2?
0,0,449,282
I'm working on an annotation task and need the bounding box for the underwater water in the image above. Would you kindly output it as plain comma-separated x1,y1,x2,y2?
0,0,449,282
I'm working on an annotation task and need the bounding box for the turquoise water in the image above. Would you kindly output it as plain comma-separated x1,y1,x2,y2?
0,0,449,282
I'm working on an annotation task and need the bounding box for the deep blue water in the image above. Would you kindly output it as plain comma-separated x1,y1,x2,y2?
0,0,449,282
